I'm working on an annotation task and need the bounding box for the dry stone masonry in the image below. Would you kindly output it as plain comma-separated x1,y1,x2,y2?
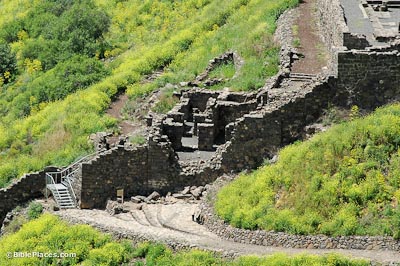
0,167,58,225
199,177,400,252
1,0,400,254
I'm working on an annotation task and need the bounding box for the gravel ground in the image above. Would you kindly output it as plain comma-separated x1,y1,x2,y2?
54,202,400,264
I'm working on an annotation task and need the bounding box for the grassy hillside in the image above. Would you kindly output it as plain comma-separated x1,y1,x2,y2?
0,0,298,187
216,104,400,238
0,214,368,266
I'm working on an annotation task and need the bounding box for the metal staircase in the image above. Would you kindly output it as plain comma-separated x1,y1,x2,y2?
46,183,75,209
45,153,96,209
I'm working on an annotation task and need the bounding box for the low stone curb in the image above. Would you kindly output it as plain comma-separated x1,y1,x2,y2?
198,177,400,265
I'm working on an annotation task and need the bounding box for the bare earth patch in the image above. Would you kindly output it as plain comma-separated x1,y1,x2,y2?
291,0,328,74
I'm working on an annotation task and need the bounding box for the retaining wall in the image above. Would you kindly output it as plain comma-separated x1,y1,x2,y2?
0,167,58,225
337,49,400,109
79,138,181,209
218,77,337,172
316,0,347,50
200,199,400,252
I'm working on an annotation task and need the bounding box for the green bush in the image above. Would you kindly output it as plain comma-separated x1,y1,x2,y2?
0,43,17,83
132,242,368,266
208,62,236,79
29,55,109,102
0,214,132,265
130,135,147,145
4,0,111,70
216,103,400,238
27,201,43,220
0,221,368,266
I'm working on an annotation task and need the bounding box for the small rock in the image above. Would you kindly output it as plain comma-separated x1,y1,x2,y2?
166,196,178,203
172,193,192,199
269,155,278,164
165,83,174,89
146,191,161,202
190,188,203,199
106,200,125,215
131,196,143,204
136,195,147,201
132,204,143,210
181,186,191,195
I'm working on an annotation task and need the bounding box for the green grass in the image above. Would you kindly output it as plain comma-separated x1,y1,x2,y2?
209,62,236,79
0,0,299,187
293,37,301,48
216,103,400,238
151,88,180,114
0,214,369,265
129,135,147,145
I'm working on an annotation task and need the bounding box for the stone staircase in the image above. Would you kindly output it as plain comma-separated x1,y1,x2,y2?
288,72,317,82
126,203,204,236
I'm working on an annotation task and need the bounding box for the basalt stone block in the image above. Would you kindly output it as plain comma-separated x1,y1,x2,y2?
193,114,207,135
198,123,215,151
167,112,185,123
163,120,184,150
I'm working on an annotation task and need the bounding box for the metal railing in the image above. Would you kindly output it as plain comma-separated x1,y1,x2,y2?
45,173,61,203
47,152,97,180
45,152,97,207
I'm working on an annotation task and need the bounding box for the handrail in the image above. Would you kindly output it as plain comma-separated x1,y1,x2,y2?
45,151,98,208
64,173,77,206
63,152,97,172
46,173,62,205
46,151,98,176
46,153,95,205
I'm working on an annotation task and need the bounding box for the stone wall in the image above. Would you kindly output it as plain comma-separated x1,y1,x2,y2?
214,100,258,141
315,0,347,75
316,0,347,49
79,138,181,209
343,33,371,50
0,167,58,225
337,48,400,109
217,77,337,172
78,136,227,209
199,196,400,252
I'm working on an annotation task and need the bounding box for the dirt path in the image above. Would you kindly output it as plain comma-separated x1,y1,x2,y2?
106,93,140,136
291,0,328,74
54,202,400,263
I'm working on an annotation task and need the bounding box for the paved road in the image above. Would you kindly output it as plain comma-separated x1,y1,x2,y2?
339,0,383,46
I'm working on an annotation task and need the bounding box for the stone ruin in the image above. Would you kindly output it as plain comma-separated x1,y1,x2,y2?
68,0,400,209
156,88,257,154
1,0,400,224
188,51,244,88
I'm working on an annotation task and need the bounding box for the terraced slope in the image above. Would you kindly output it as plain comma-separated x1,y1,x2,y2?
0,0,298,187
216,103,400,238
